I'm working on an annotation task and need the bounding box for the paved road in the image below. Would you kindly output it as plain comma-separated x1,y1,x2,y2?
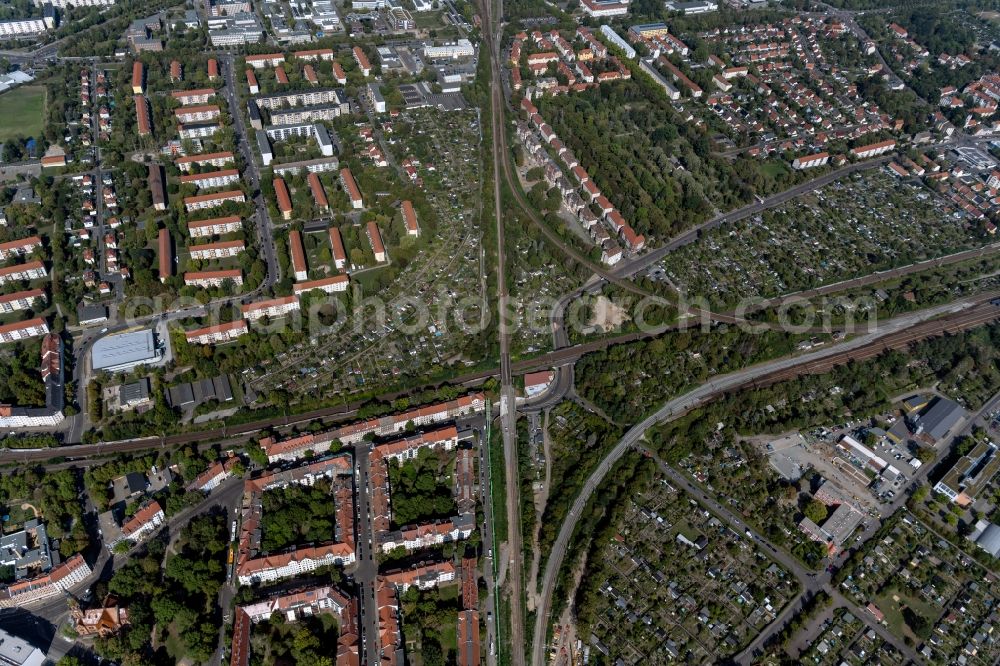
528,297,1000,666
220,54,280,291
353,444,381,666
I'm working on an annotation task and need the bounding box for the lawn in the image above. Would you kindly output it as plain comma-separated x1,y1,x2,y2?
875,588,940,642
0,86,46,142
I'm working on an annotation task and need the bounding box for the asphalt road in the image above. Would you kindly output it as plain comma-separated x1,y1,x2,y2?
352,444,381,666
219,54,280,291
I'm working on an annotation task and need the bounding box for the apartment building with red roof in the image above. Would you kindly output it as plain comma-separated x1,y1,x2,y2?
175,150,234,172
183,190,245,212
332,61,347,85
850,139,896,159
293,275,349,295
171,88,215,105
384,561,456,592
245,53,285,69
792,151,830,169
340,168,363,209
175,104,221,124
184,269,243,288
185,320,248,346
261,393,486,462
303,63,318,85
308,172,329,211
235,455,356,586
275,65,289,84
246,69,259,94
241,295,299,321
274,178,293,221
131,61,144,93
158,229,172,283
329,226,347,269
367,221,385,262
294,48,335,61
0,317,48,344
457,610,481,666
0,260,46,284
288,229,307,280
0,554,91,608
353,46,371,76
117,501,164,545
401,200,419,236
0,235,41,261
134,95,151,135
0,288,45,314
179,168,239,189
189,240,245,260
208,58,219,80
377,578,402,666
188,215,242,238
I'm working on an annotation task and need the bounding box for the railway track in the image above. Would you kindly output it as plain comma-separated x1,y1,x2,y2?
749,302,1000,388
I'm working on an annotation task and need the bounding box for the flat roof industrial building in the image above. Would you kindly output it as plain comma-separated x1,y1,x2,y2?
91,329,161,372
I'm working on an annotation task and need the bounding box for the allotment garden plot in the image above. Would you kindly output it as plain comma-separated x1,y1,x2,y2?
585,470,799,664
659,171,985,309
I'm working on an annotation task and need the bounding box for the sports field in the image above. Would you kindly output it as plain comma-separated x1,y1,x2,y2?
0,85,46,142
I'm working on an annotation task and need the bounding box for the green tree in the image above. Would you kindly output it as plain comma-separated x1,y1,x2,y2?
804,499,827,524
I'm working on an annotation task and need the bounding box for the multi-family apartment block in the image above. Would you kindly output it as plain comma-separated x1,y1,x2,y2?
236,456,356,586
293,275,349,295
189,240,245,260
158,229,172,282
353,46,371,76
134,95,151,135
245,53,285,69
0,554,91,608
178,123,220,140
0,235,41,261
0,288,45,314
186,456,239,492
329,227,347,269
366,221,385,262
269,101,347,124
0,260,47,284
340,168,363,209
184,269,243,288
401,200,419,236
272,179,293,223
175,104,221,123
188,215,242,238
116,501,165,547
850,139,896,159
254,88,346,112
185,319,248,345
183,190,245,212
0,317,49,344
175,151,234,172
260,393,485,461
241,295,299,321
179,169,240,189
308,172,329,211
131,61,145,94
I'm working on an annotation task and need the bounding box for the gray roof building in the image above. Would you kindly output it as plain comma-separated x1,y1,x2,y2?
915,397,966,441
76,303,108,326
969,520,1000,557
119,378,151,406
0,627,44,666
0,519,51,581
91,329,161,372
